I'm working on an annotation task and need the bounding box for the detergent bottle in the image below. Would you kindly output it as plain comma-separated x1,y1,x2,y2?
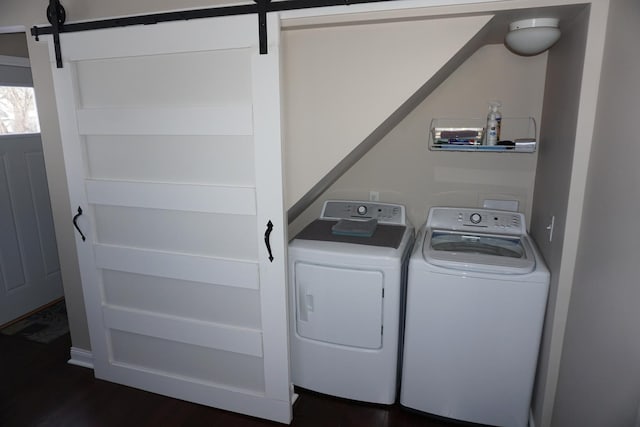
485,101,502,145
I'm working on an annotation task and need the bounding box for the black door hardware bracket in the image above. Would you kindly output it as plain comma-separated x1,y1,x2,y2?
264,220,274,263
255,0,270,55
48,0,66,68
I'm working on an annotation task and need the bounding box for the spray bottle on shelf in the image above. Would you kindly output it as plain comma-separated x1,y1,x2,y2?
485,101,502,146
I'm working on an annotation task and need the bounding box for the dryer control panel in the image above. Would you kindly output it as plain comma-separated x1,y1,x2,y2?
321,200,406,225
427,207,526,235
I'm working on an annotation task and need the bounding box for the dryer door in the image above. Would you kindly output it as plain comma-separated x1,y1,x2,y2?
294,262,383,349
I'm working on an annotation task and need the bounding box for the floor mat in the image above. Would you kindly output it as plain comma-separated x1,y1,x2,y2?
1,300,69,343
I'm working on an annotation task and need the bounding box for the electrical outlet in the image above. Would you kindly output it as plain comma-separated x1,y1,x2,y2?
369,191,380,201
546,215,555,242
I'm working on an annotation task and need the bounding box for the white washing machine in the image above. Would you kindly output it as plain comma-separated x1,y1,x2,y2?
288,200,414,404
400,207,549,427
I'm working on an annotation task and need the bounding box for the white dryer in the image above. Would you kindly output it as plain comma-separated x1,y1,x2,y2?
400,207,549,427
288,200,414,404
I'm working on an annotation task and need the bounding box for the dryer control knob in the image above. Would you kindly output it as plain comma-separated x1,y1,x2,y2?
356,205,368,215
470,212,482,224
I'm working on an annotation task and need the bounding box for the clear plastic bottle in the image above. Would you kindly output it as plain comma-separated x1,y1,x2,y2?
485,101,502,145
491,101,502,141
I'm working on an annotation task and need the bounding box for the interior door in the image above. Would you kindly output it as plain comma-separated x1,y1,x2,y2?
0,134,63,325
0,57,62,326
45,14,291,423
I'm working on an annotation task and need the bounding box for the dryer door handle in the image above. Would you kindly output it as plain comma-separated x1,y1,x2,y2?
297,284,313,322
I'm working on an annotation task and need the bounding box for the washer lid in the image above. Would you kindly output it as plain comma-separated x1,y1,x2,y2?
423,229,535,274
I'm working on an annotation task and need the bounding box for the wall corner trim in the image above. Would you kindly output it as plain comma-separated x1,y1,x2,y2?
68,346,94,369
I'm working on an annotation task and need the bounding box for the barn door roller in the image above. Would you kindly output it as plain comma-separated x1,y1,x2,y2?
31,0,66,68
31,0,395,68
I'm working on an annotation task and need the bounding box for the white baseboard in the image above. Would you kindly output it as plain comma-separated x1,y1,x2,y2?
68,346,94,369
529,409,536,427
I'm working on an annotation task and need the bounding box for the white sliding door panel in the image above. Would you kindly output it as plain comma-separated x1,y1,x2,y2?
46,13,291,423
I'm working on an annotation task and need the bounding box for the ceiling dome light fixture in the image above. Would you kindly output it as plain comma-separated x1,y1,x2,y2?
505,18,561,56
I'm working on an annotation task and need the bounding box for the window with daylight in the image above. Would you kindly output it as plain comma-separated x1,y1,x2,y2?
0,86,40,135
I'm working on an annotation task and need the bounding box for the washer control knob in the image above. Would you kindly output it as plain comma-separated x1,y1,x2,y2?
470,212,482,224
356,205,368,215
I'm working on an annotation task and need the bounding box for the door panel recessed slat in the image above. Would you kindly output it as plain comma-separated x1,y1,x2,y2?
103,305,263,357
85,135,255,185
94,244,259,289
110,330,265,392
86,179,256,215
93,206,258,259
102,269,262,328
76,49,251,108
60,16,257,61
77,106,253,136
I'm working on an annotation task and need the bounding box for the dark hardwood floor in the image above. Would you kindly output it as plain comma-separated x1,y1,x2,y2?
0,332,460,427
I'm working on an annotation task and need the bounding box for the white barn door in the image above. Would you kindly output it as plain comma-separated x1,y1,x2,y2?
45,14,291,423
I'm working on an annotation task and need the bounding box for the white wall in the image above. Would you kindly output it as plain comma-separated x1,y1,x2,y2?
551,0,640,425
528,7,590,424
290,43,547,236
282,14,494,209
0,32,28,57
529,3,609,426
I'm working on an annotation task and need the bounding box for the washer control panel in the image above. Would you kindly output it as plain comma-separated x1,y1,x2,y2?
321,200,406,225
428,207,525,235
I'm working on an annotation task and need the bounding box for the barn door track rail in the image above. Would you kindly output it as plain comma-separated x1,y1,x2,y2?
31,0,396,68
